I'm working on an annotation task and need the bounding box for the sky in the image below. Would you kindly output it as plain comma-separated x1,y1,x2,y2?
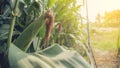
79,0,120,22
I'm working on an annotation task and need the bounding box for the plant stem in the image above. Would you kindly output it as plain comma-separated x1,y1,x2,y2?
7,17,16,46
7,0,19,46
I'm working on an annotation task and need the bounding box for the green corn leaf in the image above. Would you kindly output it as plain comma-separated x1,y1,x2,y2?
38,24,46,39
9,43,91,68
14,15,45,51
9,43,51,68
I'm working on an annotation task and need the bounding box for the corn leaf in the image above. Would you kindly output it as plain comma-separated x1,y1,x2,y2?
14,15,45,51
9,43,91,68
9,43,51,68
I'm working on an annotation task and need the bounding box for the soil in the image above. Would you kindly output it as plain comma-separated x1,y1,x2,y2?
93,49,120,68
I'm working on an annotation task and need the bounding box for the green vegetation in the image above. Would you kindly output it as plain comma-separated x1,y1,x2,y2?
116,29,120,57
0,0,92,68
91,10,120,51
91,27,118,50
1,0,120,67
94,10,120,27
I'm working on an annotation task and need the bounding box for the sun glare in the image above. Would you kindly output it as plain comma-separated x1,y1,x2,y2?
79,0,120,22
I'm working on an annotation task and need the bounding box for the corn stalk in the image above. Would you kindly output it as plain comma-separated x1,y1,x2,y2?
7,0,19,48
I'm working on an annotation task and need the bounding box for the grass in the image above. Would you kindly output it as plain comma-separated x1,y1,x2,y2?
91,40,116,50
90,27,119,51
